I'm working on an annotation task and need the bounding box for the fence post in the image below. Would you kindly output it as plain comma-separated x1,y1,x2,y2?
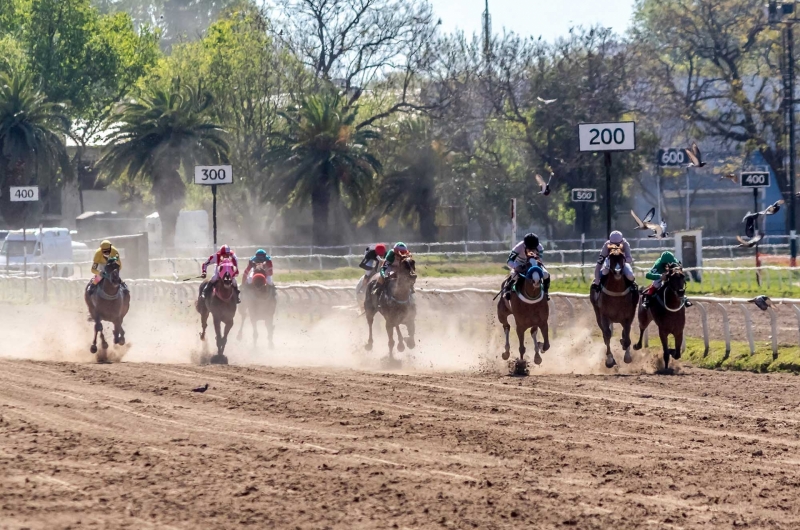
739,304,756,356
766,306,779,360
793,305,800,348
548,299,557,338
696,302,709,357
716,303,731,359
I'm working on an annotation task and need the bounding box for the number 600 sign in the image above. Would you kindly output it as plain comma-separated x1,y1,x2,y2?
578,122,636,152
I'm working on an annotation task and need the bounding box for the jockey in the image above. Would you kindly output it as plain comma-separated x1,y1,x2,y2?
88,240,122,295
243,249,274,286
379,242,410,282
641,251,692,308
503,233,550,300
201,244,241,303
358,243,387,285
591,230,634,292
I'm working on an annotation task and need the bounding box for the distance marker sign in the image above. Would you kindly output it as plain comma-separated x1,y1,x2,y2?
194,165,233,185
740,171,770,188
9,186,39,201
571,188,597,202
578,122,636,152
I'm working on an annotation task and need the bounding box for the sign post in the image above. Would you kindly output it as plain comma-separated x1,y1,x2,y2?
9,186,39,292
741,170,770,285
194,165,233,248
572,188,597,276
657,148,690,226
579,122,636,236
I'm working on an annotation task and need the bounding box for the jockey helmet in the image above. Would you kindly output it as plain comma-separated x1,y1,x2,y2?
100,240,112,251
609,231,624,244
660,250,677,263
219,244,231,256
523,233,539,250
256,249,267,258
375,243,387,257
393,242,409,256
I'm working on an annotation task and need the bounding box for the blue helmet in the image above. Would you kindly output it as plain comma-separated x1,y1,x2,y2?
256,249,267,257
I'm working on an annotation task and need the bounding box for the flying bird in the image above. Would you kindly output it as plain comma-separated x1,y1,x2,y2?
648,221,669,239
742,211,760,238
535,173,552,196
796,192,800,199
720,173,738,183
736,233,764,248
192,383,209,393
762,199,785,215
748,295,773,312
684,142,706,168
631,207,656,230
537,96,557,105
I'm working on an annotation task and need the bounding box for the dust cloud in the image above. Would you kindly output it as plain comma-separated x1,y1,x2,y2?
0,299,661,375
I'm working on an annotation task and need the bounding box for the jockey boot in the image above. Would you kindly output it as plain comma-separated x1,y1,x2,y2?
591,282,601,294
87,282,98,295
543,277,551,301
203,281,214,299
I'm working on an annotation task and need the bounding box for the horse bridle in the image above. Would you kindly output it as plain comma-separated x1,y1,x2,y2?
656,268,686,312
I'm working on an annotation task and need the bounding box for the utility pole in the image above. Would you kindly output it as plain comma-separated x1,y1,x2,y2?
482,0,491,60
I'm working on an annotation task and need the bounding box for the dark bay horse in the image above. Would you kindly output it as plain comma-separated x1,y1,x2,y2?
196,259,238,364
84,259,130,360
497,262,550,374
236,264,277,347
364,256,417,359
633,264,687,372
590,244,639,368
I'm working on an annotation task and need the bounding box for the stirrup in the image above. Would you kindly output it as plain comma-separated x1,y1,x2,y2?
684,298,693,307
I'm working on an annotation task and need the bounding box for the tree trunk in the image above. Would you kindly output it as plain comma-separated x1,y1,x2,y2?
152,165,186,252
0,160,29,228
418,203,438,242
311,183,331,247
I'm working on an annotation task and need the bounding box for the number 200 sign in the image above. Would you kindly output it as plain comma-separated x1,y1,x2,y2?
194,165,234,185
578,122,636,152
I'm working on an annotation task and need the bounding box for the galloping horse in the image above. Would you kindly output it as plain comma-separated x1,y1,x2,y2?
196,259,238,364
84,258,130,359
497,255,550,372
590,244,639,368
236,263,277,347
364,256,417,359
633,263,687,371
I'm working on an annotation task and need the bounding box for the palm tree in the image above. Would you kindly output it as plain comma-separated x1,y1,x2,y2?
377,119,440,242
100,81,229,249
0,72,72,227
268,91,381,245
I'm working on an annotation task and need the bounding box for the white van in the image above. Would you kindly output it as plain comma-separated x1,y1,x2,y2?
0,228,75,277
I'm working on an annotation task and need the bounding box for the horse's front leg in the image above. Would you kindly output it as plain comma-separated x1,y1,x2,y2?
633,306,652,351
266,311,274,349
199,308,209,341
601,316,616,369
96,319,108,349
516,325,527,360
403,315,416,350
395,325,405,353
214,316,224,354
365,310,375,351
90,318,100,354
385,319,396,358
659,328,672,372
113,319,125,346
621,319,633,364
252,313,259,345
236,305,246,341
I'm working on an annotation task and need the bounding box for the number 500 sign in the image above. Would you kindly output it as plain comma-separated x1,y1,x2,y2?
578,122,636,152
194,165,233,185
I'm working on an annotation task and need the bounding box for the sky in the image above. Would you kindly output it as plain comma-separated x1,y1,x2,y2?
429,0,637,41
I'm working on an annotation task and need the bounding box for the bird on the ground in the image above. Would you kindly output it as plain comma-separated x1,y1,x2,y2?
720,173,738,183
537,96,557,105
192,383,209,393
684,142,706,168
748,295,772,311
535,173,552,195
736,233,764,248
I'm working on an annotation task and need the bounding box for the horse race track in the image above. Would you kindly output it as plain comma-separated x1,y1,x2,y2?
3,360,800,529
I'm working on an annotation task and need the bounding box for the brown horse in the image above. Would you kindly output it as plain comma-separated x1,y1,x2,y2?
590,244,639,368
236,265,277,347
633,264,687,372
497,262,550,374
364,256,417,359
196,259,238,364
84,259,130,360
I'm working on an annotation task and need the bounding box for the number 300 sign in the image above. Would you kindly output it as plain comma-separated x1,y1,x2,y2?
578,122,636,152
194,165,234,185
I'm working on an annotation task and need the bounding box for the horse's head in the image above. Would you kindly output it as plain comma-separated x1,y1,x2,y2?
525,265,544,287
665,263,686,296
399,255,417,285
607,244,626,277
104,258,122,285
219,259,235,286
252,272,267,289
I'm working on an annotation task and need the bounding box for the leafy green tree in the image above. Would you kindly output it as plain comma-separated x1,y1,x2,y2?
0,72,72,227
375,119,441,242
99,82,229,249
268,91,381,245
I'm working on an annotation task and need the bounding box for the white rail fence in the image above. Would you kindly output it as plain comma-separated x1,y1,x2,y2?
2,276,799,360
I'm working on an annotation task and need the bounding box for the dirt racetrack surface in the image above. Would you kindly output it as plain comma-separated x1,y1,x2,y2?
3,359,800,529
